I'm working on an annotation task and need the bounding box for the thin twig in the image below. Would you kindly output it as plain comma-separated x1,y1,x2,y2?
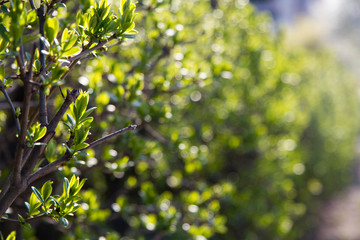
27,125,137,184
0,86,21,134
5,75,20,80
1,214,46,223
66,36,116,64
82,125,137,150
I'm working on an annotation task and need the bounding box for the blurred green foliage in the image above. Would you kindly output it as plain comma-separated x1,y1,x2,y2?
0,0,359,239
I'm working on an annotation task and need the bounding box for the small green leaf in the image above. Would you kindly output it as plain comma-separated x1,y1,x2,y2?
63,143,73,154
76,151,89,157
25,202,31,212
0,64,4,81
54,3,66,8
5,231,15,240
63,177,70,197
75,92,89,120
1,5,9,13
76,142,89,150
41,180,53,201
44,17,59,43
26,10,37,23
67,113,76,127
61,46,81,57
50,196,60,207
17,214,26,224
31,186,44,203
0,24,10,42
122,34,136,39
60,217,69,227
39,36,50,49
81,107,96,120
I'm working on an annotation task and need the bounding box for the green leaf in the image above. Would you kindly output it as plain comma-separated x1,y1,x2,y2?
44,17,59,43
122,34,136,39
63,122,73,130
76,151,89,157
81,107,97,120
60,217,69,227
61,46,81,57
39,36,50,49
50,196,60,207
1,5,9,13
35,126,47,142
26,10,37,23
63,143,73,154
0,24,10,42
67,113,76,128
28,193,42,216
31,186,44,203
25,202,31,212
75,92,89,120
0,64,4,81
63,177,70,197
41,181,53,201
23,33,41,44
54,3,66,8
17,214,26,224
5,231,15,240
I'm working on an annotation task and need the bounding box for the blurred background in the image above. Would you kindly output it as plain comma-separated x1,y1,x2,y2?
2,0,360,239
252,0,360,239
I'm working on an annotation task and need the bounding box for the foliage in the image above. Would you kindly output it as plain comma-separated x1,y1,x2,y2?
0,0,359,239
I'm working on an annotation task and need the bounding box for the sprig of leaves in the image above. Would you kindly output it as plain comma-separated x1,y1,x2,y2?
63,91,95,159
24,176,86,227
26,122,47,147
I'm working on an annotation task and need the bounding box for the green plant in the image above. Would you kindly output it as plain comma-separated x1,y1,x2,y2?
0,0,137,237
0,0,359,239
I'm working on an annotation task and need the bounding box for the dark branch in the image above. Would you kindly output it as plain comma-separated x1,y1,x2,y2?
82,125,137,151
13,81,32,185
38,0,48,126
0,0,9,6
27,125,137,184
1,214,46,223
29,0,36,9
